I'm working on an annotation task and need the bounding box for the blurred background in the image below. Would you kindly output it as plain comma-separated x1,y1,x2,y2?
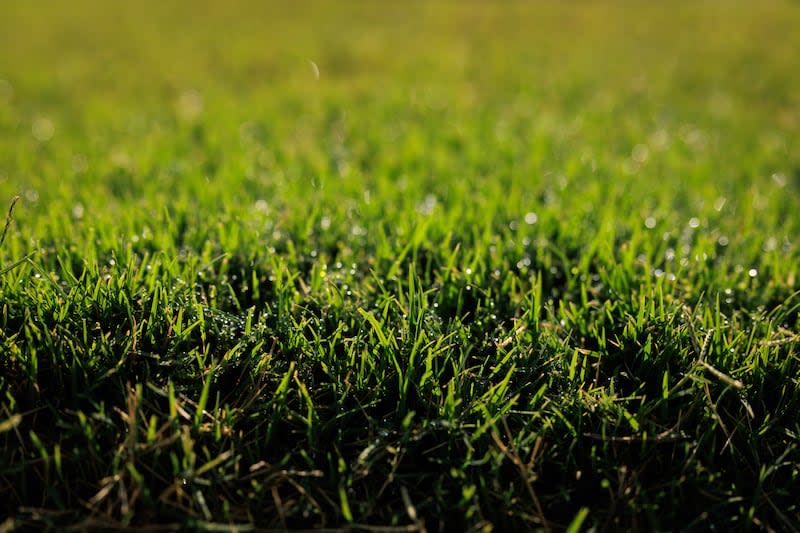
1,1,798,231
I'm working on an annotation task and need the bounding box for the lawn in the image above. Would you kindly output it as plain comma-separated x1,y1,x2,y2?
1,1,799,531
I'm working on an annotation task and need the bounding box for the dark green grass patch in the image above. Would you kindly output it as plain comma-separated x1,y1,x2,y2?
1,1,799,531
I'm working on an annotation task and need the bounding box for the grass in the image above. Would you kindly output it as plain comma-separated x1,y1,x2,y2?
1,0,799,530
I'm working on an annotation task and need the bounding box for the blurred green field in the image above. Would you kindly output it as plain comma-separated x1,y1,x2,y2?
1,1,799,531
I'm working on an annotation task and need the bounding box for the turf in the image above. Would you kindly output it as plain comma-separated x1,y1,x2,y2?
1,1,799,531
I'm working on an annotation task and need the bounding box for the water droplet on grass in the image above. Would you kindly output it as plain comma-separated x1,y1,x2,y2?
748,268,758,278
645,216,656,229
771,173,787,188
32,117,54,141
632,144,649,163
524,212,538,225
176,90,203,120
650,128,669,149
254,199,269,213
416,194,437,215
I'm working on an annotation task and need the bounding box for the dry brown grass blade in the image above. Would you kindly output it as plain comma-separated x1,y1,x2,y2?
491,417,550,532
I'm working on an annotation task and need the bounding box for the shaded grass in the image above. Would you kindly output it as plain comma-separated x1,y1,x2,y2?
1,1,800,531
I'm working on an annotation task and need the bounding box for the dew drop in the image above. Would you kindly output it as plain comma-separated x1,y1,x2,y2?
32,117,54,141
771,173,787,188
632,144,649,163
176,90,203,120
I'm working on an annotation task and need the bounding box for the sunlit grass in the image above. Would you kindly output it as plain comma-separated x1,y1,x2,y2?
1,1,799,530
